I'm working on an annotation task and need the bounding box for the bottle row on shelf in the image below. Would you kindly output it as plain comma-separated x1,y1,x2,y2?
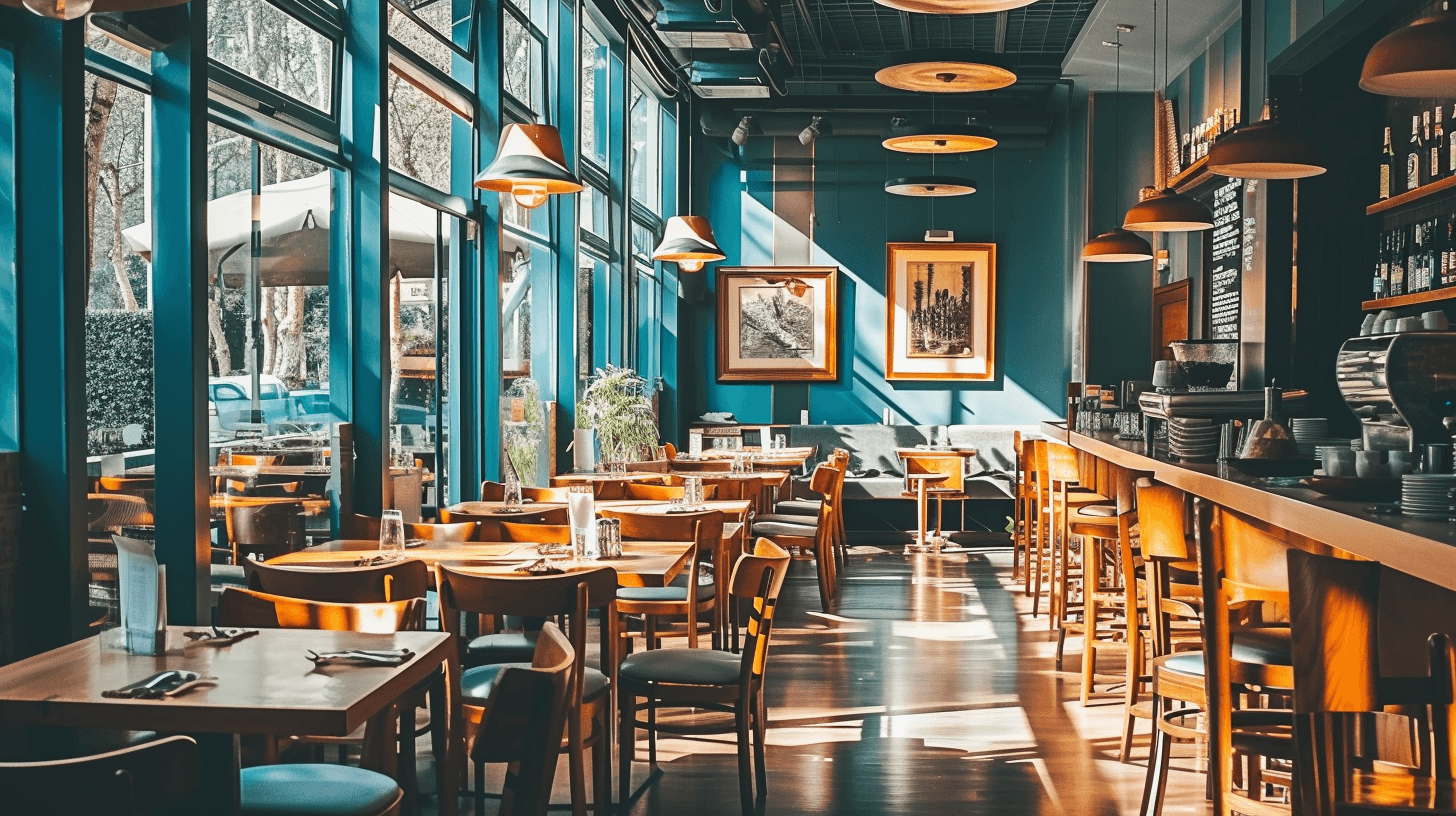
1374,216,1456,299
1380,103,1456,200
1181,106,1240,169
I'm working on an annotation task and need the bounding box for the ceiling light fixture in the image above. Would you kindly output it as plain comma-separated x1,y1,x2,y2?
652,216,726,272
885,176,978,197
874,49,1018,94
1206,99,1325,179
1083,24,1153,263
474,124,583,209
1122,0,1213,233
1359,3,1456,97
12,0,191,19
799,116,823,146
872,0,1036,14
731,116,754,147
882,122,997,154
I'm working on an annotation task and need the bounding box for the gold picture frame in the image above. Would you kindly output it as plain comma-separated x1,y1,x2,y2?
885,243,997,381
716,266,839,382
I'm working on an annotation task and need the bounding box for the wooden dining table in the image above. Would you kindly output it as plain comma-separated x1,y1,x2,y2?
267,539,696,588
549,471,667,485
0,627,457,815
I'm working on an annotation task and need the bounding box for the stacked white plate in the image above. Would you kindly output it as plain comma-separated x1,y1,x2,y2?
1167,417,1221,462
1401,474,1456,519
1289,418,1349,460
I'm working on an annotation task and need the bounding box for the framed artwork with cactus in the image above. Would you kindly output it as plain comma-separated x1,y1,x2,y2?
715,266,839,382
885,243,997,381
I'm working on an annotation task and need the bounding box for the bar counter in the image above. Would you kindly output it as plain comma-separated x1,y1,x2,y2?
1041,421,1456,594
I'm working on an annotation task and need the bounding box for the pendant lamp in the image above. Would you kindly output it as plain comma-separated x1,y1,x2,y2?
1206,99,1325,179
874,49,1017,94
1121,1,1213,233
1359,4,1456,97
652,216,726,272
871,0,1036,16
1083,228,1154,262
882,122,997,154
474,124,583,209
885,176,977,196
1084,26,1153,263
1123,186,1214,232
5,0,190,20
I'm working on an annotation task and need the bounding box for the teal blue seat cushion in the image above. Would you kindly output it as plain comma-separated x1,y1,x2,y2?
210,564,247,589
240,764,400,816
462,663,609,702
1160,653,1205,677
619,647,741,686
466,632,538,662
618,571,715,603
1231,627,1291,666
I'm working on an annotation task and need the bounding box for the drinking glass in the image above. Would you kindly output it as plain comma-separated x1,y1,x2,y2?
774,434,787,451
685,476,703,507
568,485,597,561
378,510,405,559
503,473,522,508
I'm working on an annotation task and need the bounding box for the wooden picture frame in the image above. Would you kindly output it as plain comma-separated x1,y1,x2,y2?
716,266,839,382
885,242,997,381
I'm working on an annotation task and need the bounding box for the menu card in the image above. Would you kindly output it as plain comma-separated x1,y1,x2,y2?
114,535,166,655
688,431,703,457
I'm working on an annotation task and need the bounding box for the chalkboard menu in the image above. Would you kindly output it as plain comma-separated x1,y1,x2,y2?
1208,177,1244,340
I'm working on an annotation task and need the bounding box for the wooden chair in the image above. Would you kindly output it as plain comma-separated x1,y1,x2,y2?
668,459,732,473
523,486,573,502
243,558,429,604
98,476,155,513
479,480,507,501
750,463,840,613
225,453,279,466
226,479,304,498
0,734,200,815
436,566,617,816
216,588,425,816
1043,443,1109,631
497,521,572,544
618,539,791,816
700,476,767,517
464,622,576,816
87,492,152,534
1012,431,1030,582
225,501,306,563
599,508,722,650
1287,549,1456,816
441,506,568,541
762,450,849,566
622,482,717,502
342,513,478,542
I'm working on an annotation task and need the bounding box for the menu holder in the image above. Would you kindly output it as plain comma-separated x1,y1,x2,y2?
114,535,166,656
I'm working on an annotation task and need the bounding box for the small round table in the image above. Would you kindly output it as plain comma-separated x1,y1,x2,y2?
904,472,950,553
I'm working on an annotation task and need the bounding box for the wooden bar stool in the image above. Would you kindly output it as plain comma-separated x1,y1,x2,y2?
1044,443,1109,632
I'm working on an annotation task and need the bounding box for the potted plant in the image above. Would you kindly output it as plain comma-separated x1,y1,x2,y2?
502,377,546,485
576,365,659,469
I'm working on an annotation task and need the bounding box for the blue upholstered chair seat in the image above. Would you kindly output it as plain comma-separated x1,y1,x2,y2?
619,647,741,686
618,570,716,603
461,662,608,701
240,763,400,816
466,631,538,663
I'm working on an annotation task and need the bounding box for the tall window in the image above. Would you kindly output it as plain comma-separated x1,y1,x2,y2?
628,78,660,215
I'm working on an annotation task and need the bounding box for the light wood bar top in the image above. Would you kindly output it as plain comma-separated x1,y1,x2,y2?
267,539,695,587
1044,421,1456,592
0,627,452,737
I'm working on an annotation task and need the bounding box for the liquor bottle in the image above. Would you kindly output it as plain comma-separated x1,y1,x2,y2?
1394,227,1407,296
1427,111,1436,183
1411,114,1424,191
1448,105,1456,175
1376,232,1388,298
1435,108,1446,181
1381,127,1395,200
1445,216,1454,287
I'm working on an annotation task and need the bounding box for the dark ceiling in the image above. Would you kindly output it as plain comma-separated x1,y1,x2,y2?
776,0,1096,94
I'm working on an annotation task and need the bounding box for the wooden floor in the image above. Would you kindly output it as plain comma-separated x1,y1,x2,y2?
451,546,1214,816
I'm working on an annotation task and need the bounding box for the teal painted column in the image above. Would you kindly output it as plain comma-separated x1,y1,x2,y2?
8,10,89,653
0,37,16,451
447,0,479,503
477,0,503,482
343,0,390,514
150,3,210,623
552,0,579,472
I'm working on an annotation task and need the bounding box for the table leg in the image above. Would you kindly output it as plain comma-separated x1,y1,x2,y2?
167,732,239,814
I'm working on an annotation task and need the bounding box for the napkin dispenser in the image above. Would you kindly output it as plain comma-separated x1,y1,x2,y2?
1337,332,1456,452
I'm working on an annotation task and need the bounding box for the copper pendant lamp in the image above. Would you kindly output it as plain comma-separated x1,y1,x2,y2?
2,0,188,20
882,122,997,154
871,0,1036,16
1084,25,1153,263
474,124,583,209
874,49,1018,94
1206,100,1325,179
885,176,978,196
651,216,726,272
1359,5,1456,97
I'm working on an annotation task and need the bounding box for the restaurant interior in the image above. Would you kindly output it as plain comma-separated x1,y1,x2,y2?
9,0,1456,815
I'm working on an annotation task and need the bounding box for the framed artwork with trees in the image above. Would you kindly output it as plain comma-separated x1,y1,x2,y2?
716,267,839,382
885,243,997,382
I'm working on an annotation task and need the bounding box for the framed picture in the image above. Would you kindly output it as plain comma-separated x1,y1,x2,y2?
716,266,839,382
885,243,997,381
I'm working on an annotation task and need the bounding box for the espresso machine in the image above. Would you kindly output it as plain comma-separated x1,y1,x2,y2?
1336,333,1456,452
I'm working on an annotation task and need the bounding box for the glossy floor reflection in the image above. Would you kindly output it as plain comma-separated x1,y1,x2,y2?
618,547,1212,816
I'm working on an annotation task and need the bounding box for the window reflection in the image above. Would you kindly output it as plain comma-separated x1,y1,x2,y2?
503,12,542,113
629,80,659,214
208,0,335,113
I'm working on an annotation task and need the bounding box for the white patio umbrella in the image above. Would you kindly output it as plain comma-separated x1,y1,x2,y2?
122,171,449,287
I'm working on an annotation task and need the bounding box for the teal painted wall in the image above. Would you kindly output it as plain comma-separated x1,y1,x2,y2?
680,119,1077,430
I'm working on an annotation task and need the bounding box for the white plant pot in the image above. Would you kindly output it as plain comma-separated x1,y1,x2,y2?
573,429,596,473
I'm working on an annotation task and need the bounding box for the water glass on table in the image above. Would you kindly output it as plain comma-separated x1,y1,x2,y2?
568,484,597,561
684,475,704,507
378,509,405,559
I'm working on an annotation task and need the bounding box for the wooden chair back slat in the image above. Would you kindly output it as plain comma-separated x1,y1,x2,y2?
497,521,572,544
217,587,426,632
342,513,478,542
242,558,430,603
0,735,200,816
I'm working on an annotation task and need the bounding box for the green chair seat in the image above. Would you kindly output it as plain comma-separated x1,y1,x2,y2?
240,763,400,816
619,647,741,687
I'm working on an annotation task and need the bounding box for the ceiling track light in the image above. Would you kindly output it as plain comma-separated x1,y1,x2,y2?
799,115,824,146
874,49,1017,94
1360,2,1456,97
885,176,978,197
731,115,754,147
